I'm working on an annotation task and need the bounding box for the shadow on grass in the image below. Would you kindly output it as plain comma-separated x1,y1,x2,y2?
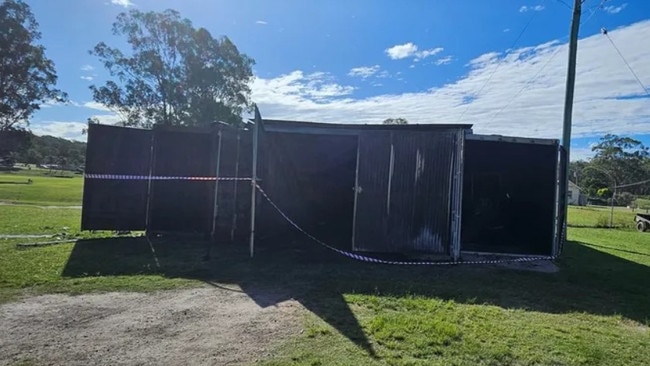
61,233,650,356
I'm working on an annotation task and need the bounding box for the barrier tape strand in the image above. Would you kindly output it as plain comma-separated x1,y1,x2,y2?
84,173,555,265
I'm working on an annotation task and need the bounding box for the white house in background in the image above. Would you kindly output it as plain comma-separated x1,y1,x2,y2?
568,181,586,206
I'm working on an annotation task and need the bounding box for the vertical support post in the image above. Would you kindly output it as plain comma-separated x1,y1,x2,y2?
210,129,223,240
450,129,465,262
351,136,361,249
560,0,582,246
552,143,562,257
144,130,156,234
250,106,261,258
610,185,616,228
386,133,394,216
231,129,241,242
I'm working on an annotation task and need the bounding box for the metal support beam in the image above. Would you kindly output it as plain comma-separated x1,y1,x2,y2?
250,106,261,258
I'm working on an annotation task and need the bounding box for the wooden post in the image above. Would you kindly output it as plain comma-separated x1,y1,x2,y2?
560,0,582,249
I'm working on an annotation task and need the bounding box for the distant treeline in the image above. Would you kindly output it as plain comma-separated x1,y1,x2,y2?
16,133,86,168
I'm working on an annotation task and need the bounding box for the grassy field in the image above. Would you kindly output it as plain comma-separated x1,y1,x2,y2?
1,172,649,365
0,172,82,206
567,205,637,228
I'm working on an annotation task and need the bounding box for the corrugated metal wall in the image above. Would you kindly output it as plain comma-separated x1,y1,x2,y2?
212,127,253,241
354,130,460,255
147,127,215,233
81,124,152,230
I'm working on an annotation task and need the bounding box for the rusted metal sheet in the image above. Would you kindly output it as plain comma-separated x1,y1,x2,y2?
81,124,152,231
353,130,460,254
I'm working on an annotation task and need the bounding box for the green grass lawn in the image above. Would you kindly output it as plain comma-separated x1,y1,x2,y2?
1,173,649,365
568,205,637,228
0,173,82,206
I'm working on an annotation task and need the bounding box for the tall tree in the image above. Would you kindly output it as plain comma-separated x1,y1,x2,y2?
383,118,408,125
0,0,67,132
591,134,649,187
90,9,255,128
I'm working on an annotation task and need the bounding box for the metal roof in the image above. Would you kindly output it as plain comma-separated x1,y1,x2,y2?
258,119,473,135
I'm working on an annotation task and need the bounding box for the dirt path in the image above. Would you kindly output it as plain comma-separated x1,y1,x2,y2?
0,287,301,366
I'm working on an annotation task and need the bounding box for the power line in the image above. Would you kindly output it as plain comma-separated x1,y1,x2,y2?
616,179,650,190
579,0,608,30
555,0,573,10
458,0,547,122
488,0,606,121
602,28,650,96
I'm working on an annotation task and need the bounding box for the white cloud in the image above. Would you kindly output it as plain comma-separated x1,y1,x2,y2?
253,71,354,105
568,147,594,161
255,20,268,25
80,76,93,81
435,56,454,66
503,28,511,33
251,20,650,146
604,3,627,14
348,65,380,79
82,101,112,112
91,114,123,125
519,5,545,12
81,65,94,72
110,0,134,7
385,42,418,59
31,122,87,141
385,42,444,61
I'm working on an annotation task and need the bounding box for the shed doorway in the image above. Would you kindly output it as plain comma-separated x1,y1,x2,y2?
258,132,358,248
461,137,559,256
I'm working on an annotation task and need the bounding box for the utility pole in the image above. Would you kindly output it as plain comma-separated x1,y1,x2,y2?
559,0,582,250
562,0,582,152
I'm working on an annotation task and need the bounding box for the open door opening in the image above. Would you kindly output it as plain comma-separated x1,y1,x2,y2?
462,137,558,256
258,133,358,248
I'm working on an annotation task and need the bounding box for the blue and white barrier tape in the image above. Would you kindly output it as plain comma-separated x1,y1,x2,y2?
253,183,555,266
83,173,555,265
84,173,251,181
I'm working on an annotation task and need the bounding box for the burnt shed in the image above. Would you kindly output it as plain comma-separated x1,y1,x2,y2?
81,117,564,260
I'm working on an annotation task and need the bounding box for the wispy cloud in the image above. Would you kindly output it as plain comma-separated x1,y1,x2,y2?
255,20,268,25
604,3,627,14
80,76,93,81
253,71,354,103
110,0,134,7
348,65,380,79
81,65,94,72
503,28,511,33
251,20,650,147
435,56,454,66
519,5,545,12
82,101,112,112
385,42,444,61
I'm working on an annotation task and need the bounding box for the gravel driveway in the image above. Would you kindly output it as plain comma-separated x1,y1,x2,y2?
0,287,300,365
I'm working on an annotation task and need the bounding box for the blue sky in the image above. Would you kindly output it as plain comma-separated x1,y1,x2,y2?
26,0,650,160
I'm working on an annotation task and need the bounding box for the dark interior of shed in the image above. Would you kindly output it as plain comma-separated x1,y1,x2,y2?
258,132,358,248
461,139,558,256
